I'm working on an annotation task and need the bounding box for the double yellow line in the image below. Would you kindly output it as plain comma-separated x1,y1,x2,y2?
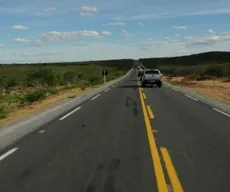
138,87,183,192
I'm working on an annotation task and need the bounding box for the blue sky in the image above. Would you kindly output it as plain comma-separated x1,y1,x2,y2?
1,0,230,63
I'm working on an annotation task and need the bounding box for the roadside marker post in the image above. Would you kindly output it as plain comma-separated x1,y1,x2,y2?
102,69,108,85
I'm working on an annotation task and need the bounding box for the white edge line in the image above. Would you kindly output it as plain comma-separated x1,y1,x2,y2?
91,94,100,100
38,130,46,134
59,106,81,120
197,95,205,99
172,88,178,92
213,108,230,118
185,94,198,101
0,147,18,162
105,88,110,92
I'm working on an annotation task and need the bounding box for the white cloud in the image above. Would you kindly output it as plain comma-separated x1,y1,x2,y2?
121,29,132,38
79,6,98,16
208,29,215,34
101,31,112,36
34,39,44,46
138,22,144,25
0,44,4,48
0,7,29,14
191,9,230,16
104,21,126,26
36,7,56,16
2,35,230,63
22,52,37,56
43,7,56,13
11,25,29,30
182,32,230,47
12,38,31,43
114,8,230,20
172,25,187,30
184,36,195,41
40,30,111,41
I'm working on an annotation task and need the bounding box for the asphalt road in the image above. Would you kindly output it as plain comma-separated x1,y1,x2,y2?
0,70,230,192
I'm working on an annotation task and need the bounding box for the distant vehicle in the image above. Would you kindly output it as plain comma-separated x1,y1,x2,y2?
137,68,144,80
141,69,163,88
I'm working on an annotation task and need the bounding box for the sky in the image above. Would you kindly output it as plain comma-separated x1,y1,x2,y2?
1,0,230,63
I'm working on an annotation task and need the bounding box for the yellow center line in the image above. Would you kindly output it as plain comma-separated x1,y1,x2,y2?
138,87,168,192
143,92,147,99
146,105,155,119
160,148,184,192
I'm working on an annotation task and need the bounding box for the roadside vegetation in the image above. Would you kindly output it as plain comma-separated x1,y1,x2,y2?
140,51,230,102
0,59,133,120
139,51,230,81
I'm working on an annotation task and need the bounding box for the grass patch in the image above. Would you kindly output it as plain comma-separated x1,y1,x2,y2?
0,106,10,119
19,89,58,105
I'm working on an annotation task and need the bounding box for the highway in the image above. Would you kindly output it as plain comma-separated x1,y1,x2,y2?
0,69,230,192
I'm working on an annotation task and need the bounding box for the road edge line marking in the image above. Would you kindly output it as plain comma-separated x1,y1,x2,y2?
91,94,100,100
0,147,19,162
138,88,168,192
160,147,184,192
146,105,155,119
105,88,110,92
38,130,46,134
59,106,81,120
213,108,230,118
172,88,178,92
185,94,198,101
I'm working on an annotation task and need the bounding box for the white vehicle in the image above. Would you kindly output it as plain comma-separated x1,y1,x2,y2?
141,69,163,88
137,68,144,80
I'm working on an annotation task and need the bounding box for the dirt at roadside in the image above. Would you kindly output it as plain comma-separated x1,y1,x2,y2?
0,87,95,127
164,76,230,103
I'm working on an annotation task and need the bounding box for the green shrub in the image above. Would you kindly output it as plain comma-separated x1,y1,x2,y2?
0,106,10,119
88,76,101,85
0,75,7,93
48,89,58,95
26,69,62,87
26,69,45,86
78,73,84,80
79,83,88,90
63,71,77,84
115,71,122,77
6,78,19,89
20,89,48,104
21,89,58,104
205,64,224,77
222,65,230,79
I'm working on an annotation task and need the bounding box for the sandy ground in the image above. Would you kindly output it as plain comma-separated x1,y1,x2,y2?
0,87,95,127
165,76,230,103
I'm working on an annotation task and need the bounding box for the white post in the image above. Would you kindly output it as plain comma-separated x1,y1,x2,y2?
103,71,106,84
